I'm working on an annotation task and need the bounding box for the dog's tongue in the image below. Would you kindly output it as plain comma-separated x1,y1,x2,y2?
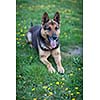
50,40,57,48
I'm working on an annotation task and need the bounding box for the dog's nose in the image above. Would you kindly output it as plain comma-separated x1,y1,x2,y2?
52,33,57,40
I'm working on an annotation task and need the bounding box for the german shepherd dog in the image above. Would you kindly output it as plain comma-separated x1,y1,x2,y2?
26,12,64,73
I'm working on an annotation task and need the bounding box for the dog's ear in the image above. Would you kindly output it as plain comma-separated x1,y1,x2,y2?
42,12,49,25
53,12,60,24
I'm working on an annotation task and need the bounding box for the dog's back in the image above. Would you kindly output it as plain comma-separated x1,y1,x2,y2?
26,25,41,49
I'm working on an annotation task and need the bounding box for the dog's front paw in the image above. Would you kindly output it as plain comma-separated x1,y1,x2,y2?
48,67,56,73
57,67,65,73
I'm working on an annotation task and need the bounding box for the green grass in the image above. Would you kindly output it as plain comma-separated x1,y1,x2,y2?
16,0,83,100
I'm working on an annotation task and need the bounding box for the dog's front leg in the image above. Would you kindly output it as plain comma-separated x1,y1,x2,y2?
39,50,56,73
40,56,56,73
52,47,65,73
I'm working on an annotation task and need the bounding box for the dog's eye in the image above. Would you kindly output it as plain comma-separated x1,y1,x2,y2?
43,26,47,30
44,26,51,31
55,27,59,30
47,27,51,31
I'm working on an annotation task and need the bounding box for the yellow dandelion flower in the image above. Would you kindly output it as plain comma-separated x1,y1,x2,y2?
72,98,76,100
65,35,68,38
65,88,68,91
49,92,53,96
50,83,52,85
48,87,51,90
43,86,48,89
19,38,21,40
66,94,68,96
69,73,73,76
56,81,60,85
75,87,79,90
24,26,27,29
60,82,62,84
30,56,33,59
16,38,19,40
21,34,25,36
19,75,21,78
32,88,35,91
61,85,63,88
62,83,64,85
64,32,67,35
76,91,80,94
17,42,20,44
18,24,20,26
20,29,23,33
78,68,81,71
44,94,47,96
44,99,46,100
40,82,42,84
71,93,74,96
68,90,71,93
33,98,37,100
17,32,20,34
62,78,65,80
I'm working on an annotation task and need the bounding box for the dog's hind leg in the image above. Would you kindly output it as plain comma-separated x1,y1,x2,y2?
26,32,33,48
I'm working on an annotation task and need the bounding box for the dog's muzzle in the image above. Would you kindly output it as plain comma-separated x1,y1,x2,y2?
52,33,58,40
48,33,58,48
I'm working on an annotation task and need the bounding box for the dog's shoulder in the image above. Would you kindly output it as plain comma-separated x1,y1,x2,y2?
27,25,41,49
29,26,41,34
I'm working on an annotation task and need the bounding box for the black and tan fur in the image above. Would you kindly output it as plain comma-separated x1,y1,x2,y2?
26,12,64,73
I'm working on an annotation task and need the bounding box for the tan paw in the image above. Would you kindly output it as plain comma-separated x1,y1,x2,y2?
57,67,65,73
30,44,33,48
48,67,56,73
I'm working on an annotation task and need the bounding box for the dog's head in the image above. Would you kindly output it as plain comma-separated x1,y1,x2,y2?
41,12,60,48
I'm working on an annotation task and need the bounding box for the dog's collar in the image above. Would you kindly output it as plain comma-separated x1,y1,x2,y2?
38,28,59,51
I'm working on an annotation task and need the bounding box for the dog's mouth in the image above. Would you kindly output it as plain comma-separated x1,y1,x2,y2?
50,39,57,48
48,34,58,48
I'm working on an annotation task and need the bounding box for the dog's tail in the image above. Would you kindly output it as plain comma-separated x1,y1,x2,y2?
31,22,33,27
